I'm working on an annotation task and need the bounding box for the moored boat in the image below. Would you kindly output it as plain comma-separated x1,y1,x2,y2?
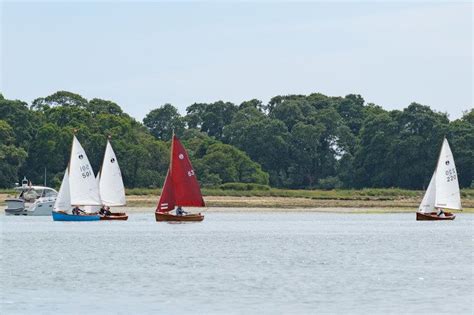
4,178,58,216
155,134,206,222
416,138,461,221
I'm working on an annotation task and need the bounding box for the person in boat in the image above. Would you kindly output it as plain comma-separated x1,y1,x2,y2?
436,208,445,217
72,206,86,215
99,206,112,216
176,206,188,216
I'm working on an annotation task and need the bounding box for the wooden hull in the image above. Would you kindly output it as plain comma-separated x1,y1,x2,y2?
52,211,100,221
100,212,128,221
155,212,204,222
416,212,455,221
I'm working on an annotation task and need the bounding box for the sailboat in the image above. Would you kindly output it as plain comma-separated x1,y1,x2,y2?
96,139,128,220
155,135,205,222
52,135,102,221
417,138,461,221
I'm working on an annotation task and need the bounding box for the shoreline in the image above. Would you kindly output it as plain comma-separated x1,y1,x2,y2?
104,206,473,214
1,193,472,213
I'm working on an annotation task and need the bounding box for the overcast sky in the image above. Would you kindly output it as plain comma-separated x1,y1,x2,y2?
1,1,472,120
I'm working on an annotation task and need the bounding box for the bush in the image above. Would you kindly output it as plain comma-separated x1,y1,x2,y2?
219,182,271,191
317,177,342,190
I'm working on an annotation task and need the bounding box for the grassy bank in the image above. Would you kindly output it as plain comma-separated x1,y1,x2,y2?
126,187,474,200
124,187,474,210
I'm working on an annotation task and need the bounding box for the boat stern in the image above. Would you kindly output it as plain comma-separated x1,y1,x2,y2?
4,198,27,215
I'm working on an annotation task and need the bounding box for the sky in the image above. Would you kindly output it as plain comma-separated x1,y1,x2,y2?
1,1,472,120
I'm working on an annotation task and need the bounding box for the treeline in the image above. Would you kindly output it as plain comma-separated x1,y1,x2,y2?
0,91,472,190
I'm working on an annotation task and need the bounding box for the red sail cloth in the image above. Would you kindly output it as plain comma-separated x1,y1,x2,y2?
156,136,205,212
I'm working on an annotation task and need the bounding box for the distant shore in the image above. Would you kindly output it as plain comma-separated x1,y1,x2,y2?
124,195,474,213
2,188,473,213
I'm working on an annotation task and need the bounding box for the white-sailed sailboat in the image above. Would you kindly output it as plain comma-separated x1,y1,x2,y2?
52,135,102,221
96,139,128,220
417,138,461,221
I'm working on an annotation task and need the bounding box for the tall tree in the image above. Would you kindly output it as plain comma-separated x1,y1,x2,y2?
143,104,185,141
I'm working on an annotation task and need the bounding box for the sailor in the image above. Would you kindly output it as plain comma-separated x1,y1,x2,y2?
99,206,112,216
176,206,187,216
72,206,85,215
436,208,445,217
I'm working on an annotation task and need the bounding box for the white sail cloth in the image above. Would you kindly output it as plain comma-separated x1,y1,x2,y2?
54,135,101,212
54,168,71,212
69,136,101,206
98,140,126,207
419,138,461,212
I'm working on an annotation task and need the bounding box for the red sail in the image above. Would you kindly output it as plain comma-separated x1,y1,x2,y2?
156,135,205,213
156,171,175,212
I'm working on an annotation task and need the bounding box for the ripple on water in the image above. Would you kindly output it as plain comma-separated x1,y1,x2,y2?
1,212,473,314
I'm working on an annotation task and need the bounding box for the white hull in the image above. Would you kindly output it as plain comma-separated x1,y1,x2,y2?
4,198,56,216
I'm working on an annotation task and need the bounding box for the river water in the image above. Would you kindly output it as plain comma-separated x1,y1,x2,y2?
1,212,472,314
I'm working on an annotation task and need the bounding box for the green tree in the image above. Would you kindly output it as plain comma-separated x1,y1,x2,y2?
194,143,269,186
0,120,27,187
448,110,474,188
87,98,123,116
43,91,88,108
143,104,185,141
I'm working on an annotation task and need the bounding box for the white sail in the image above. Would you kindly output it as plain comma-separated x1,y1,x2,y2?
419,171,436,213
99,140,126,206
434,138,461,210
69,135,101,206
84,173,101,213
54,168,71,212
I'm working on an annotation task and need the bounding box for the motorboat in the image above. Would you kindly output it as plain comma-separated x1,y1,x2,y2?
4,177,58,216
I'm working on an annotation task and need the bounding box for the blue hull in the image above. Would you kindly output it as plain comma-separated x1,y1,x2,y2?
52,211,100,221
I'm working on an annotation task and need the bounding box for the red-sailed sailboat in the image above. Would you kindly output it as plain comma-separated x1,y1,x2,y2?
155,135,205,222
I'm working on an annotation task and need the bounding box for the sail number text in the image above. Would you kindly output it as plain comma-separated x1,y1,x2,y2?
80,164,92,179
445,168,457,182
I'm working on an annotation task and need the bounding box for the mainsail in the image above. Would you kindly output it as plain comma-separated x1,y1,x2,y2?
156,135,205,213
434,138,461,210
69,135,101,206
98,140,126,207
419,138,461,212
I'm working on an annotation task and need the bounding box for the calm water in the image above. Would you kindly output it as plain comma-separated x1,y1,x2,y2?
1,212,473,314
